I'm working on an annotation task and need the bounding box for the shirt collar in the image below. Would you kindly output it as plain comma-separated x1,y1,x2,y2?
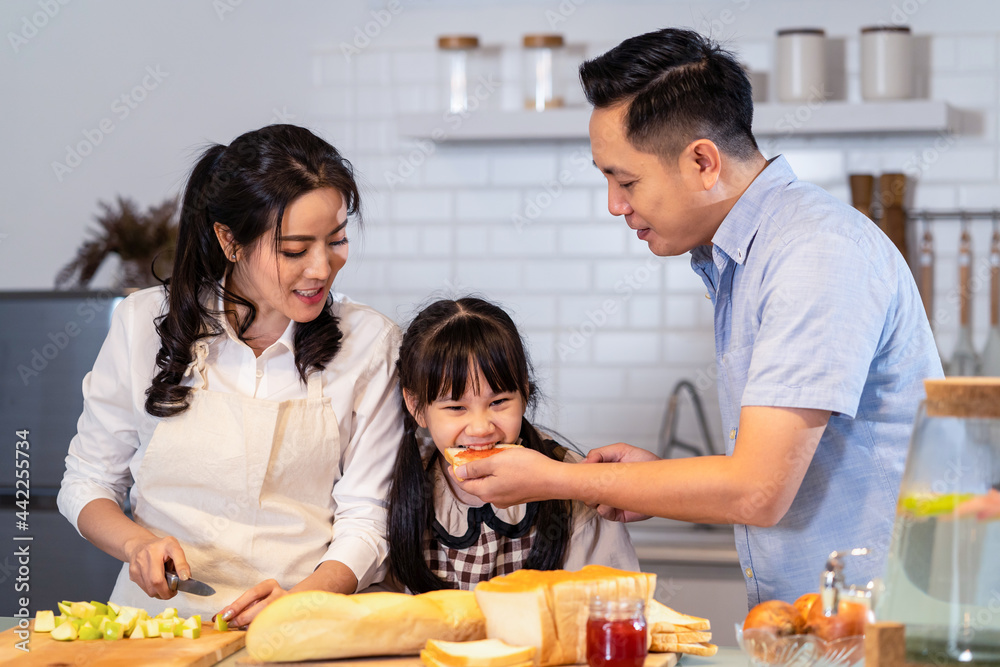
709,154,796,267
212,279,296,355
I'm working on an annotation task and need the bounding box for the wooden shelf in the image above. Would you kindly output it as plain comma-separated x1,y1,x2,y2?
397,100,957,142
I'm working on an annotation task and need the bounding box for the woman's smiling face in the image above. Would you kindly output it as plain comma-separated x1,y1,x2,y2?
223,187,349,333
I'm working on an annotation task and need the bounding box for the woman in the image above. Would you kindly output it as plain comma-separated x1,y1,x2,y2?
58,124,403,627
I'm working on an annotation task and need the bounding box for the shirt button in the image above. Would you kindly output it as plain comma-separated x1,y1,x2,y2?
704,293,711,299
745,567,754,578
256,369,264,378
729,428,737,440
737,249,744,260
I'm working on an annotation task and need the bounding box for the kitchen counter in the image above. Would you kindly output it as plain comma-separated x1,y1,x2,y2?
1,617,749,666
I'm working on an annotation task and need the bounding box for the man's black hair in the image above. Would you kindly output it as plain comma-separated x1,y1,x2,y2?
580,28,759,161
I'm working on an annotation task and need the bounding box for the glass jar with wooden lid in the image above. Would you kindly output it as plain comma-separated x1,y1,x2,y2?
523,33,565,111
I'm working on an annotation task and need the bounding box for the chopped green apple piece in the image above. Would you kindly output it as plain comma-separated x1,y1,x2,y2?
70,618,85,630
104,622,124,640
156,607,177,619
136,609,149,623
129,623,147,639
54,615,69,627
71,601,97,618
116,610,138,635
79,625,103,641
144,619,160,638
51,622,78,641
90,601,111,617
108,602,121,615
57,601,72,616
34,610,55,633
181,626,201,639
182,615,201,629
214,615,228,632
97,616,112,632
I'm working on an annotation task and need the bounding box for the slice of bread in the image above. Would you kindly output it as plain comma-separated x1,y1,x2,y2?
423,638,536,667
445,444,522,481
675,642,718,657
422,652,534,667
646,599,710,632
648,632,712,652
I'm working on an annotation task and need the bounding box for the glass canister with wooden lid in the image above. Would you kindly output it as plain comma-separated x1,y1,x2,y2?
523,33,566,111
875,378,1000,664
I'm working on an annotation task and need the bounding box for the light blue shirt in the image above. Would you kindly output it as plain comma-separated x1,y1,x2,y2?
690,156,943,607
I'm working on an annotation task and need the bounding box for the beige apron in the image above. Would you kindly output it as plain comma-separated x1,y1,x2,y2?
110,340,341,617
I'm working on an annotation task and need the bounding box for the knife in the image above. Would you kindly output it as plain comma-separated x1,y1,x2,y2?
165,568,216,596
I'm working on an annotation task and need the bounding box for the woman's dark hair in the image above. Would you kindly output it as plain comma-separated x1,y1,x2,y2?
145,124,361,417
386,298,572,593
579,28,759,161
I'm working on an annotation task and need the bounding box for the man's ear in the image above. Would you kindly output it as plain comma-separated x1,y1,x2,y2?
402,390,427,428
213,222,239,261
680,139,722,191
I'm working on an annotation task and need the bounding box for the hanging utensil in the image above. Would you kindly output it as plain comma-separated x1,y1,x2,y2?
949,214,980,375
849,173,875,220
878,173,908,263
981,212,1000,376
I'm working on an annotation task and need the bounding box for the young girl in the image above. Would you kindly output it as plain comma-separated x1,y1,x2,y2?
386,298,640,593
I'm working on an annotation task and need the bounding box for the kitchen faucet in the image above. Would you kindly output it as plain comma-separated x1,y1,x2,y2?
657,379,718,459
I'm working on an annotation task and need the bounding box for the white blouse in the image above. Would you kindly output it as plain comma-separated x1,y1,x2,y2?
57,286,404,591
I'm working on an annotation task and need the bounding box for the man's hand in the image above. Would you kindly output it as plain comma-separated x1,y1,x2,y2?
582,443,659,522
454,447,562,507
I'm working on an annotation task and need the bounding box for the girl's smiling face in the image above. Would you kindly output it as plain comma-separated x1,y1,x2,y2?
406,367,526,456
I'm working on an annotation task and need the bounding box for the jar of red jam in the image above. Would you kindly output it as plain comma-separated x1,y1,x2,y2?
586,597,648,667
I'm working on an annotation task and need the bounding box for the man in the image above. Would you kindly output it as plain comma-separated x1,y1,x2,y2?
455,28,942,606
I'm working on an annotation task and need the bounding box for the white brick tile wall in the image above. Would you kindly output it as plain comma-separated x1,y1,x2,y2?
388,227,421,257
559,295,629,330
392,190,453,222
419,227,454,255
455,259,524,291
391,51,439,84
455,226,489,254
931,36,959,71
423,152,490,186
491,153,558,185
355,52,391,84
308,89,355,117
594,259,661,291
386,259,451,291
558,224,626,255
490,225,558,255
355,86,395,118
932,73,997,107
355,119,394,152
526,187,591,220
782,150,847,185
959,184,1000,207
629,294,663,329
456,189,521,221
320,53,354,84
920,147,998,183
557,368,626,399
523,260,591,291
508,295,559,329
958,35,998,71
593,332,661,364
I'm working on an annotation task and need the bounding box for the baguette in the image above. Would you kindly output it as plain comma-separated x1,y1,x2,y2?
246,589,485,662
445,444,522,481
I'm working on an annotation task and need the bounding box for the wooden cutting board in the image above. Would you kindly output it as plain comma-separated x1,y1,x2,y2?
235,651,679,667
0,620,245,666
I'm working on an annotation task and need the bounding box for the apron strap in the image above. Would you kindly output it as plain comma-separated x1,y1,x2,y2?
306,372,324,400
182,340,210,391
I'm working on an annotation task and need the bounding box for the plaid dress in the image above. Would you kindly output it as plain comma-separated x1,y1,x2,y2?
423,460,538,590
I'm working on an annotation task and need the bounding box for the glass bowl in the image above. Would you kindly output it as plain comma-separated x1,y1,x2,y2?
735,624,865,667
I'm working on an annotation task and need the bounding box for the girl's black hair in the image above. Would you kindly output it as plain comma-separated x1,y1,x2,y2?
386,298,572,593
145,124,361,417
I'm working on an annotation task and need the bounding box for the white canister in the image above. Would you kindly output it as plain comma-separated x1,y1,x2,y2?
775,28,826,104
860,26,913,101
